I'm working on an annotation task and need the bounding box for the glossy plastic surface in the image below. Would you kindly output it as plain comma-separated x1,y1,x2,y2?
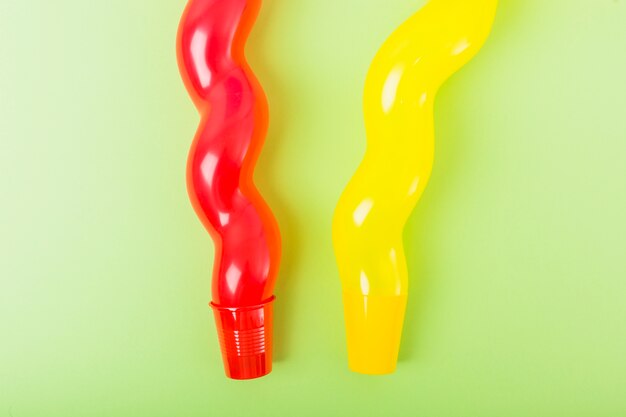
212,298,274,380
332,0,498,374
177,0,281,379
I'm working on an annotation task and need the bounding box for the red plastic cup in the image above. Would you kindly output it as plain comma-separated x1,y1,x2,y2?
210,297,275,380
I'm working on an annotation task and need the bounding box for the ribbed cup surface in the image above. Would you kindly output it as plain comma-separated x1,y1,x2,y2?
211,298,274,380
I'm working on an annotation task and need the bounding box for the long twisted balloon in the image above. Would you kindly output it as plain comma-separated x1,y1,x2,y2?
177,0,281,380
333,0,498,374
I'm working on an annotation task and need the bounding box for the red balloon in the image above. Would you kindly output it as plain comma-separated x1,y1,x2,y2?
177,0,281,380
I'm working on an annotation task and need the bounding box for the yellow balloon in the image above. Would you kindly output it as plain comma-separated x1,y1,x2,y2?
332,0,499,374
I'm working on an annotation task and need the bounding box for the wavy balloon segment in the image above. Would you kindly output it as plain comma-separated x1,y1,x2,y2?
332,0,498,374
177,0,280,308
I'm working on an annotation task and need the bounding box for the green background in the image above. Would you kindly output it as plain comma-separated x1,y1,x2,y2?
1,0,625,415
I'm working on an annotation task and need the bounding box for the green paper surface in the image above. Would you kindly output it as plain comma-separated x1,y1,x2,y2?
1,0,625,416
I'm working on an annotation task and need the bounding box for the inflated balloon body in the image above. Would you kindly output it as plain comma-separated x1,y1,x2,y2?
332,0,498,374
177,0,281,380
